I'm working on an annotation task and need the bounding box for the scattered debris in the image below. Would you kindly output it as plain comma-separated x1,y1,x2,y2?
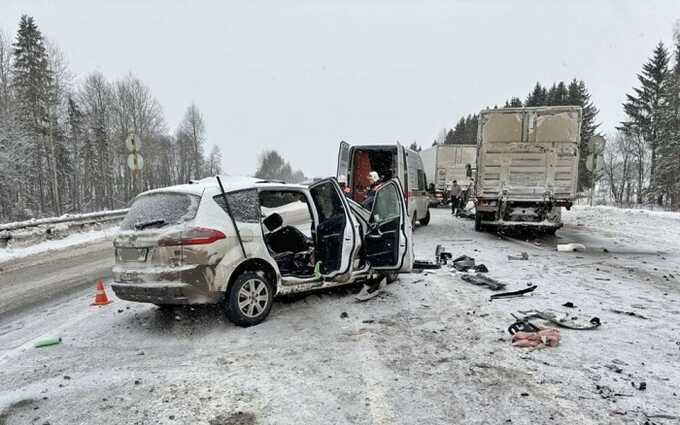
508,315,540,335
596,384,632,400
34,337,62,348
413,260,441,270
632,381,647,391
557,243,586,252
508,252,529,261
340,312,349,319
511,328,560,349
605,364,623,374
609,309,648,319
562,302,576,308
452,255,476,271
355,277,386,302
434,244,453,264
490,284,537,300
517,310,601,330
473,264,489,273
460,273,507,291
594,277,611,281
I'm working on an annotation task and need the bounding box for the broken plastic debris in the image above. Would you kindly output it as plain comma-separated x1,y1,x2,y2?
557,243,586,252
34,337,62,348
508,252,529,261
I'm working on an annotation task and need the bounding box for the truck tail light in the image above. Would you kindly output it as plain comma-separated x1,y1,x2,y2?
159,227,226,246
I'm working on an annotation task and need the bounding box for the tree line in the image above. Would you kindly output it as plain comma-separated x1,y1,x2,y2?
605,34,680,209
433,79,599,191
0,15,222,222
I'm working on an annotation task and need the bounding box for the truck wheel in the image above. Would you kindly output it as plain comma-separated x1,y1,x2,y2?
419,209,430,226
224,271,274,327
474,213,483,232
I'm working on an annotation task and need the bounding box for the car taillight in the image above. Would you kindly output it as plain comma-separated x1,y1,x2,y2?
159,227,226,246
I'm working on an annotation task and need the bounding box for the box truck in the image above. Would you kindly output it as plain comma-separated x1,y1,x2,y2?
474,106,582,233
420,144,476,206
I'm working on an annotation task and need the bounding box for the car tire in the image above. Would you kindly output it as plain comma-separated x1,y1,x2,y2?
224,271,274,327
419,209,430,226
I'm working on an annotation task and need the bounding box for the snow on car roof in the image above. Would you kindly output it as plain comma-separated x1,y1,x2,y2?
138,175,308,198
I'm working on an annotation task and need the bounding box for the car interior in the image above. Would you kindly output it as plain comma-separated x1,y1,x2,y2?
259,191,316,277
350,148,396,204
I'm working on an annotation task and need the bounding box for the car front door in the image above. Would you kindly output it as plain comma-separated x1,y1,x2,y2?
309,178,358,278
364,179,413,272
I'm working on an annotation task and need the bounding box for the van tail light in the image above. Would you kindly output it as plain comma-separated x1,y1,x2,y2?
159,227,226,246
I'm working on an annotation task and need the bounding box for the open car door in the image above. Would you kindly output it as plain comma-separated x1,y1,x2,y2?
364,179,413,272
337,141,350,181
309,178,357,278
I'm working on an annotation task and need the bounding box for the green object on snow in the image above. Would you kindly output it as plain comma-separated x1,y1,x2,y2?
34,337,62,348
314,261,322,278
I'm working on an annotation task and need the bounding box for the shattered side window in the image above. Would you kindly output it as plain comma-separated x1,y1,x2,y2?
121,193,200,230
371,183,400,223
213,189,260,223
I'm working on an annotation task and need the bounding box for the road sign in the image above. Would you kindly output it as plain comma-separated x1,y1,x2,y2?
127,153,144,171
125,134,142,153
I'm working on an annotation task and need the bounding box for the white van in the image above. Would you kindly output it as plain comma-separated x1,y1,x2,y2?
337,141,430,226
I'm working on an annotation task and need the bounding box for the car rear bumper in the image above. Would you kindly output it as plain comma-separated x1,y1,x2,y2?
111,281,222,305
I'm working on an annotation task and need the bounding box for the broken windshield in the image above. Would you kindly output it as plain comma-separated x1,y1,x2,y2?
120,193,200,231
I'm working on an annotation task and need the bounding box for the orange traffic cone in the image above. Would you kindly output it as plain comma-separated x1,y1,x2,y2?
91,280,112,306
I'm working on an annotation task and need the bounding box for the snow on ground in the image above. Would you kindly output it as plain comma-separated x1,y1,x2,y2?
0,226,118,265
0,208,679,424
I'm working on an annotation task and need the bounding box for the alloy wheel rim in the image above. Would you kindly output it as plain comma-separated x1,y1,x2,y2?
238,278,269,318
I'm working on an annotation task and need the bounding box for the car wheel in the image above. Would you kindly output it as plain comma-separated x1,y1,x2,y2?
385,272,398,284
419,209,430,226
225,271,274,327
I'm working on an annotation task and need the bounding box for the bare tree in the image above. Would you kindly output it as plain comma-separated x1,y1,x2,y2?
177,103,206,180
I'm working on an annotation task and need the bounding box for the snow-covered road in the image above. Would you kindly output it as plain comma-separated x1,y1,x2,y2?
1,208,679,424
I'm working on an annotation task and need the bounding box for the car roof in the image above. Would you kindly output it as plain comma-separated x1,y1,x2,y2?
139,176,310,198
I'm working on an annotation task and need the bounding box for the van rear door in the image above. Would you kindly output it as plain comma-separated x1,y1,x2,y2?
363,179,413,272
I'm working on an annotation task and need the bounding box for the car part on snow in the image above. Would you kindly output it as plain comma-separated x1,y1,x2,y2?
507,252,529,261
474,264,488,273
562,302,576,308
355,277,387,302
489,284,537,300
557,243,586,252
610,309,648,320
507,315,540,335
413,260,441,270
434,244,452,265
459,273,507,291
452,255,476,271
511,328,560,349
517,310,601,330
34,337,62,348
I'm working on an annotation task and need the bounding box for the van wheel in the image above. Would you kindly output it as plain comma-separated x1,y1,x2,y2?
419,209,430,226
224,271,274,327
474,213,483,232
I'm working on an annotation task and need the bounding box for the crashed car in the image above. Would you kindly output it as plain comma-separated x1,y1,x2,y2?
111,176,413,326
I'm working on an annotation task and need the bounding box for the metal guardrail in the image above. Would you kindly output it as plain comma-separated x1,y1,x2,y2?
0,209,129,248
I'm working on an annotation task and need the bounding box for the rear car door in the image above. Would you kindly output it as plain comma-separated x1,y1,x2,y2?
364,179,413,272
309,178,357,277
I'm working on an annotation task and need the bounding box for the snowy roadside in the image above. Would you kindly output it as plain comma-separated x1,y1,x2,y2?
0,226,118,265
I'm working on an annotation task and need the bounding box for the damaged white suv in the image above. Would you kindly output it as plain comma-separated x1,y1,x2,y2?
111,176,413,326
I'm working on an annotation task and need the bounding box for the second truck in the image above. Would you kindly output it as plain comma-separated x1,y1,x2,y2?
474,106,582,234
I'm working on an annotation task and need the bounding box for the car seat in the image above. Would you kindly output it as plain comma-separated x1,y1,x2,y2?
262,213,314,275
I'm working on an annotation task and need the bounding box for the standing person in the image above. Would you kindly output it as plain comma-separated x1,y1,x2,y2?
450,180,461,215
362,171,381,210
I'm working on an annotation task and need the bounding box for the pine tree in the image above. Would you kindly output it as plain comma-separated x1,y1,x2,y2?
657,35,680,208
566,79,601,191
525,82,547,106
12,15,54,214
620,42,670,204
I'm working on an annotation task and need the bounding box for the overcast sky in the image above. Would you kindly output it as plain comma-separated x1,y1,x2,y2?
2,0,679,177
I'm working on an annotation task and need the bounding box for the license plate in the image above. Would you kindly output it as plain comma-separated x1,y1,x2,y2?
117,248,148,262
